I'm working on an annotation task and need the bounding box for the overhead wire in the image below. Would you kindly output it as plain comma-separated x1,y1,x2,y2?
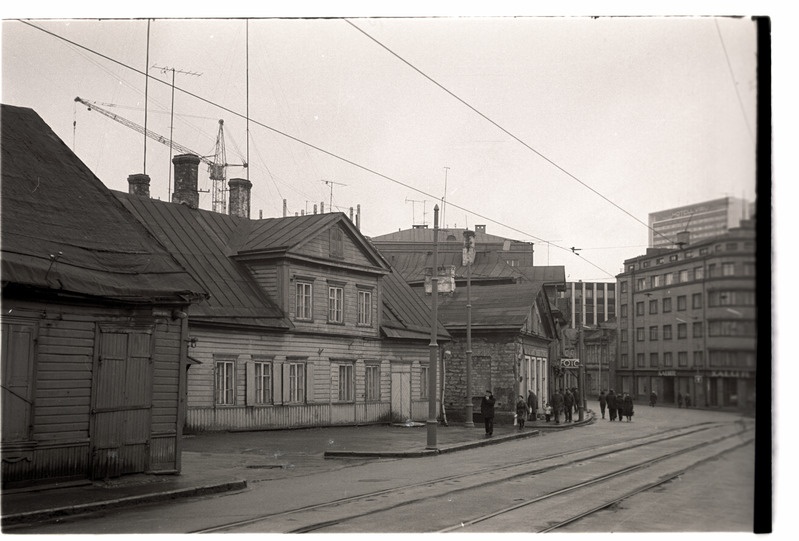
23,18,620,278
714,18,754,142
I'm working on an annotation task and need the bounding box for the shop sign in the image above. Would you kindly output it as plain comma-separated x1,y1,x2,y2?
658,370,676,376
710,370,748,378
560,358,580,368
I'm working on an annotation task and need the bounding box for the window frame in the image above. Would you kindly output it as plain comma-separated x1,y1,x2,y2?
365,363,381,402
295,280,314,321
287,361,306,403
215,358,236,406
338,363,354,402
254,359,273,405
357,288,373,326
328,285,345,324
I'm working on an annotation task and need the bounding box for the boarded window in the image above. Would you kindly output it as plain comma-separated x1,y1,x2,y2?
1,320,36,442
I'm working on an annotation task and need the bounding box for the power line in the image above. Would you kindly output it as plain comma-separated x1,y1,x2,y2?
714,18,754,142
343,18,681,249
21,19,618,278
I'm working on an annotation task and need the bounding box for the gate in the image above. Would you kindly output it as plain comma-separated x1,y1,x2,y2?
91,326,154,479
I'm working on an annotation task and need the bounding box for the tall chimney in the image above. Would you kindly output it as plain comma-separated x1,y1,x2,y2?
172,154,201,208
356,204,361,230
228,178,252,219
127,173,150,198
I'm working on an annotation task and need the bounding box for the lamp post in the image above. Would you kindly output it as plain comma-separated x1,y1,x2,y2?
463,229,475,428
426,205,440,449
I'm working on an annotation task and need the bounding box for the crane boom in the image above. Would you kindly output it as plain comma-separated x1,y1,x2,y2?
75,96,215,166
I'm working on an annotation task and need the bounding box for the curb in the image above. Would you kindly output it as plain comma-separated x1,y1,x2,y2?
1,480,248,527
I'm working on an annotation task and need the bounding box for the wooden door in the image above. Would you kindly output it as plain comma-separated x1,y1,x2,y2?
91,326,153,479
390,364,411,422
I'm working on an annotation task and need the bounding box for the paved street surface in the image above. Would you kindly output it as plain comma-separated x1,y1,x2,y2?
3,401,757,535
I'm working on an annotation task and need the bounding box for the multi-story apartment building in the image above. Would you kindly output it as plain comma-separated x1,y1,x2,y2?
616,217,756,411
648,196,754,249
559,281,617,328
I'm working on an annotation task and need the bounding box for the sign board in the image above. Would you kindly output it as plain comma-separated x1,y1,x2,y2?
560,358,580,368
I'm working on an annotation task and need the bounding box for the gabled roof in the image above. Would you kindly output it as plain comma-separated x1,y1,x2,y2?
115,192,291,329
413,280,550,332
0,104,205,304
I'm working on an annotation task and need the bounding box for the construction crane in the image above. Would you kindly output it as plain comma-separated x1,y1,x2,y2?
74,97,246,214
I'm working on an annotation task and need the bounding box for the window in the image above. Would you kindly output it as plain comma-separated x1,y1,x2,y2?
693,351,704,367
743,263,756,277
636,278,646,291
330,227,344,259
328,286,344,324
694,266,704,280
643,261,650,268
726,242,738,251
366,364,381,401
636,302,645,316
692,293,702,309
649,299,658,314
420,364,429,399
636,353,645,367
663,352,673,367
620,304,628,318
709,320,757,337
652,275,662,288
677,323,687,339
662,297,672,313
287,362,306,403
1,319,36,442
722,263,736,276
621,354,629,368
693,321,704,338
649,326,658,341
677,296,687,311
216,360,235,405
708,264,718,277
678,269,689,283
678,351,688,367
338,364,354,401
636,327,645,342
665,273,674,285
296,282,313,320
710,290,756,307
663,324,673,340
650,352,659,367
357,289,372,326
620,329,628,343
621,281,628,293
254,361,273,404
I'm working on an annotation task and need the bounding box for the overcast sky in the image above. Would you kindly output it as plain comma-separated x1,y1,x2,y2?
1,12,760,283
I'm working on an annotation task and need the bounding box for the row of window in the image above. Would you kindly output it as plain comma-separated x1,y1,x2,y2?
620,289,755,318
214,359,389,406
295,280,373,326
621,318,756,343
620,261,755,294
632,240,755,269
619,350,756,369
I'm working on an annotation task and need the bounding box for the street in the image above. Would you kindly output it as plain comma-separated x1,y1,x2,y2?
12,402,755,534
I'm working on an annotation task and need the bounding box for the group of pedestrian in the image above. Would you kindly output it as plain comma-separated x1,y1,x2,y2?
598,389,634,421
481,389,541,436
677,392,692,408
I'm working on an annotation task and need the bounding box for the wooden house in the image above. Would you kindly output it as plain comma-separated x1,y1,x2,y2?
1,105,206,486
115,158,448,432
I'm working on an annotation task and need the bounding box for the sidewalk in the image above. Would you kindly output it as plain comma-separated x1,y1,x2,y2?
1,411,593,528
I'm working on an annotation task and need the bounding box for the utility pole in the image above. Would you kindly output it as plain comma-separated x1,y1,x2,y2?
463,229,475,428
427,205,440,450
578,327,586,422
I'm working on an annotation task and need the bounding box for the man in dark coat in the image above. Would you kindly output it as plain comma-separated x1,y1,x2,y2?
607,389,618,421
563,389,574,422
598,390,607,419
622,393,634,421
551,389,565,424
527,389,538,421
480,390,496,436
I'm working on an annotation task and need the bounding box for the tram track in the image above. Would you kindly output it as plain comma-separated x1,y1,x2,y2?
191,420,749,533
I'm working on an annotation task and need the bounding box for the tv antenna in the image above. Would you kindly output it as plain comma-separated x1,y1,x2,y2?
405,197,427,226
321,179,347,211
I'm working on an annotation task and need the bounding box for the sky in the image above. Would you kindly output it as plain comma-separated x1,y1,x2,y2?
1,9,762,284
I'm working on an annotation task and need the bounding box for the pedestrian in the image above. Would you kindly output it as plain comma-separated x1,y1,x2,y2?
551,389,564,424
678,392,683,408
685,393,691,408
515,395,528,430
622,392,634,421
544,402,552,422
572,387,580,414
598,390,607,419
607,389,617,421
527,389,538,422
563,389,574,422
480,390,496,436
649,390,657,407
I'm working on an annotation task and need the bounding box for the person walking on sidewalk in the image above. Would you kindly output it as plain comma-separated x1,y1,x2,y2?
599,390,607,419
607,389,618,421
563,388,574,422
515,395,528,430
552,389,564,424
684,393,691,408
544,402,552,422
527,389,538,422
481,390,496,436
649,390,658,407
622,392,634,422
678,392,683,408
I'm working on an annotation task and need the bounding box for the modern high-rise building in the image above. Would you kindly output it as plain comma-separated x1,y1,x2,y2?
648,196,754,249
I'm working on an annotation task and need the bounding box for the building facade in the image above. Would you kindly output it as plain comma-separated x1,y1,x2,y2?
648,196,754,249
615,218,757,410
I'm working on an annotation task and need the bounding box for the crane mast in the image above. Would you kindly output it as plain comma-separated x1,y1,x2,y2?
74,97,246,214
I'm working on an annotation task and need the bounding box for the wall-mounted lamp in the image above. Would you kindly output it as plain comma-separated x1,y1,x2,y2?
171,309,188,320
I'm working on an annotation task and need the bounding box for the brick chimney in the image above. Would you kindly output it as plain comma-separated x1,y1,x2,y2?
127,173,150,198
172,154,201,208
228,178,252,219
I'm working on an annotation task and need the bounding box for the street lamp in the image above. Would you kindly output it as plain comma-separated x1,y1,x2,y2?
463,229,475,428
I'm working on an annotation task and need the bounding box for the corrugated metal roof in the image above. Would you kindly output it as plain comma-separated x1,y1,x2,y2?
0,104,206,303
116,193,290,328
